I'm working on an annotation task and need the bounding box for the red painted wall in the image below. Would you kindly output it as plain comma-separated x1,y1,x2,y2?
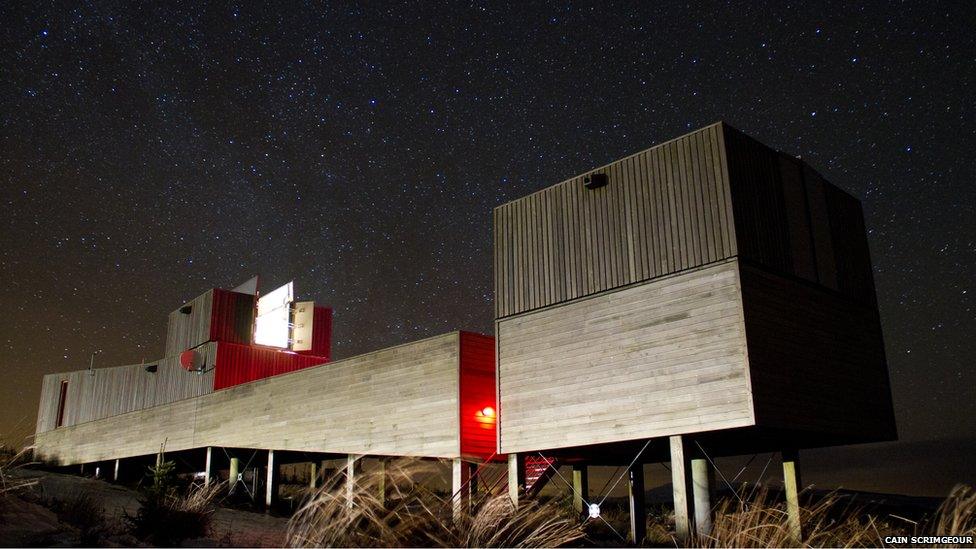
213,342,329,390
209,289,255,344
459,332,501,460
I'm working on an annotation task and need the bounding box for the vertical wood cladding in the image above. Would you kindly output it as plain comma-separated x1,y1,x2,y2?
740,264,895,440
458,332,498,460
494,123,736,319
494,122,878,318
496,261,754,454
35,343,218,434
165,289,257,357
165,291,215,357
35,333,466,464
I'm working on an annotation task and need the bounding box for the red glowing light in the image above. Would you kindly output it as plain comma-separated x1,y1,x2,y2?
481,406,496,418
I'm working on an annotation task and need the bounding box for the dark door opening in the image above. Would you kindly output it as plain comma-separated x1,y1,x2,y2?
55,380,68,428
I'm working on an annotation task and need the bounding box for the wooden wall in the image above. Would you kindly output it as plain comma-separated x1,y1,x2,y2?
722,126,877,306
36,343,218,434
35,333,465,464
494,123,736,319
494,122,879,320
164,290,215,357
496,261,754,454
740,264,896,441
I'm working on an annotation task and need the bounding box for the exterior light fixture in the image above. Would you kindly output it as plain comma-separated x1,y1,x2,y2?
481,406,496,418
588,502,601,519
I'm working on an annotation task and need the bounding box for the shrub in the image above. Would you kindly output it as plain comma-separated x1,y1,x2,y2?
126,452,222,546
47,492,109,546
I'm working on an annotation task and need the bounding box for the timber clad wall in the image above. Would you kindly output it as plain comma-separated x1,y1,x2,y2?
497,261,754,453
35,343,217,434
495,122,895,451
494,123,736,319
494,122,878,319
164,290,215,356
739,264,895,440
722,127,876,306
35,333,465,464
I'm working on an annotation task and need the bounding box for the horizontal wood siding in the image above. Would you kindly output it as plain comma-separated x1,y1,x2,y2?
35,344,217,433
494,123,736,319
496,261,754,453
34,333,463,464
740,264,896,440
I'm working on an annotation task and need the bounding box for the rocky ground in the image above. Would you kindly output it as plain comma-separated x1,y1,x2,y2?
0,468,289,547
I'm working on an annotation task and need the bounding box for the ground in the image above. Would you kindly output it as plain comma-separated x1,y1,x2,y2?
0,468,289,547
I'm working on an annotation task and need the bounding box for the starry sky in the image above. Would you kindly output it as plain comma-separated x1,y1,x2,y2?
1,2,973,495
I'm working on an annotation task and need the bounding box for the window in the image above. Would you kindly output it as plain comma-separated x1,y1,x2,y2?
55,380,68,428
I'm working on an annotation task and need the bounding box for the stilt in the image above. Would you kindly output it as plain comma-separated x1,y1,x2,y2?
782,449,802,542
265,449,279,509
204,447,213,487
229,457,240,494
572,464,589,514
309,461,318,489
452,458,471,521
692,458,714,536
79,463,85,476
346,454,361,508
507,453,524,509
670,435,695,542
377,459,386,507
113,459,121,482
628,462,647,544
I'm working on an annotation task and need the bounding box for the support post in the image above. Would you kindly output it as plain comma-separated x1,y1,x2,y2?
628,462,647,544
265,450,279,509
229,457,240,495
309,461,318,489
670,435,695,542
692,458,714,536
377,459,387,507
782,449,802,542
452,458,471,521
572,465,589,515
204,447,213,487
113,459,121,483
507,453,524,509
346,454,360,508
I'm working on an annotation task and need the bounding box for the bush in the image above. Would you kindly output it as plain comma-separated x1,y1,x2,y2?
47,492,109,546
125,452,222,546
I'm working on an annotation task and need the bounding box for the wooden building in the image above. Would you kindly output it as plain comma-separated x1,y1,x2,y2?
494,122,895,541
34,282,498,513
33,122,895,544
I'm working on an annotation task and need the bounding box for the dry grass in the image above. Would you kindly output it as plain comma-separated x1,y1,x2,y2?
127,479,225,545
687,484,976,548
287,458,585,548
0,443,36,497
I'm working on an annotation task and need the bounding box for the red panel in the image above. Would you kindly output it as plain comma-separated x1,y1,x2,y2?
297,306,332,359
459,332,502,460
213,342,329,390
209,288,255,344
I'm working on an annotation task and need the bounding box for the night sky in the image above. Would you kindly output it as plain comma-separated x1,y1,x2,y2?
2,3,973,496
